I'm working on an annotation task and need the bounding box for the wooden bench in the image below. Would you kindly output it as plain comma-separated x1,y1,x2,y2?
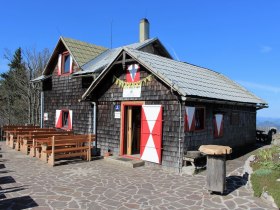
40,134,95,166
29,132,74,157
18,130,72,154
1,125,39,141
183,151,206,169
3,125,39,145
9,128,57,149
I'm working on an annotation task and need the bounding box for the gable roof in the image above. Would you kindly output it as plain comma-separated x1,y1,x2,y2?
73,38,171,76
82,48,267,106
42,37,107,75
62,37,107,67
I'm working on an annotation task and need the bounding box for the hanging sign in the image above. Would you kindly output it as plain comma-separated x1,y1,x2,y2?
115,104,121,111
123,86,141,97
44,113,48,121
112,63,153,98
114,111,121,119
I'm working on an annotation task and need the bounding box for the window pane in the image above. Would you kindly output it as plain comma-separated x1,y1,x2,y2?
62,111,69,127
64,55,70,73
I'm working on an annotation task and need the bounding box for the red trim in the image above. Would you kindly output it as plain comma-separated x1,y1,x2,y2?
60,51,73,75
120,101,144,156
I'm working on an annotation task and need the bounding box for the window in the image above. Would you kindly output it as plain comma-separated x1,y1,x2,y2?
57,52,73,75
185,106,205,132
62,111,69,128
42,77,52,91
82,76,94,88
63,54,71,74
55,109,73,130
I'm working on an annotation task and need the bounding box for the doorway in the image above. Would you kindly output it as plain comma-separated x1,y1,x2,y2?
123,105,142,156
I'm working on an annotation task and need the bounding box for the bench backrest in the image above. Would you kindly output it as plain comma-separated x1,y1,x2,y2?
18,131,73,138
2,125,39,131
42,134,95,146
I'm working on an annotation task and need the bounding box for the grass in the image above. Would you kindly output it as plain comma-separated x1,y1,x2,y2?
251,146,280,208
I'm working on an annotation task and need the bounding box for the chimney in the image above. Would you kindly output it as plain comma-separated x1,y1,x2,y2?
139,18,150,43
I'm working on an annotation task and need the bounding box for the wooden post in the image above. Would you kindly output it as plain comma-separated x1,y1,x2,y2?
47,136,55,166
30,138,35,157
9,134,14,148
127,107,132,155
88,134,91,161
40,144,48,161
206,155,226,194
15,135,20,151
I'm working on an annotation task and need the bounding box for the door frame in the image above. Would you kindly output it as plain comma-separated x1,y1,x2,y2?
120,101,145,156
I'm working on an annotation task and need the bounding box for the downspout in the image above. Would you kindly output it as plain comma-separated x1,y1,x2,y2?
178,98,182,173
170,84,185,174
180,96,186,174
91,102,97,146
40,91,44,128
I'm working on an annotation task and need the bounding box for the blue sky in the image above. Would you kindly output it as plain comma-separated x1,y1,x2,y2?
0,0,279,118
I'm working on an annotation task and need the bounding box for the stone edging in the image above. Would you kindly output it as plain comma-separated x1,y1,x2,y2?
243,154,278,209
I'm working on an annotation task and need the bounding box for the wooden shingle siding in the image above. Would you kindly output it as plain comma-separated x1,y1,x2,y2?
184,103,256,151
44,65,93,134
90,63,184,169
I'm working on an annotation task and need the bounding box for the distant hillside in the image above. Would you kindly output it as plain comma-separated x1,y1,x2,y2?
257,117,280,130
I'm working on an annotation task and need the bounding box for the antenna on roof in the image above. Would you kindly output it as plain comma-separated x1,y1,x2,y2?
110,20,113,49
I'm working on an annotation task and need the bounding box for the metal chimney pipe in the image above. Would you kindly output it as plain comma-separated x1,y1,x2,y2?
139,18,150,43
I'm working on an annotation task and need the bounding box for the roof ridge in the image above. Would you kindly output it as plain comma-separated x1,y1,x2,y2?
127,47,221,75
61,36,107,50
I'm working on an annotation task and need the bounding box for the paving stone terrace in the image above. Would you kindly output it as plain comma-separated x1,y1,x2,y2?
0,142,277,210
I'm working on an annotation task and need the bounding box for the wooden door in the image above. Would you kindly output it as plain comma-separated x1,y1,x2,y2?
140,105,162,164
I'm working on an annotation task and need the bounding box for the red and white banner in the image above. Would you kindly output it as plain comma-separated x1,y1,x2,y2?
140,105,162,164
214,113,223,137
126,64,140,82
185,106,196,132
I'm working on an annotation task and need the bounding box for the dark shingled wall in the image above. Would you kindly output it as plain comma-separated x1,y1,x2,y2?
89,63,184,170
43,63,93,134
184,102,256,152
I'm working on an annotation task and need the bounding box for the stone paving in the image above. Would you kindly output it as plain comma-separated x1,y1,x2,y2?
0,142,277,210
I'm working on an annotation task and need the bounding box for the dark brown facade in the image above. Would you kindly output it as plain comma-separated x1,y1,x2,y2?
86,56,257,170
43,64,94,134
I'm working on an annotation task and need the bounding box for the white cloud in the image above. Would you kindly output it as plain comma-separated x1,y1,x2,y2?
238,80,280,94
260,45,272,53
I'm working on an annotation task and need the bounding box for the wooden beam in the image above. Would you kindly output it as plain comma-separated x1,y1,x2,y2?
127,106,132,155
114,58,135,65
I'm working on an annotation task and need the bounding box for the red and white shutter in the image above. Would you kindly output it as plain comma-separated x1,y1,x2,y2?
57,54,62,76
185,106,196,132
69,56,73,73
140,105,162,164
214,113,224,137
55,110,62,128
68,110,73,130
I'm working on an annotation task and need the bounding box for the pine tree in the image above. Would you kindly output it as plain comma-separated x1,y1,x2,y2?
0,48,29,124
